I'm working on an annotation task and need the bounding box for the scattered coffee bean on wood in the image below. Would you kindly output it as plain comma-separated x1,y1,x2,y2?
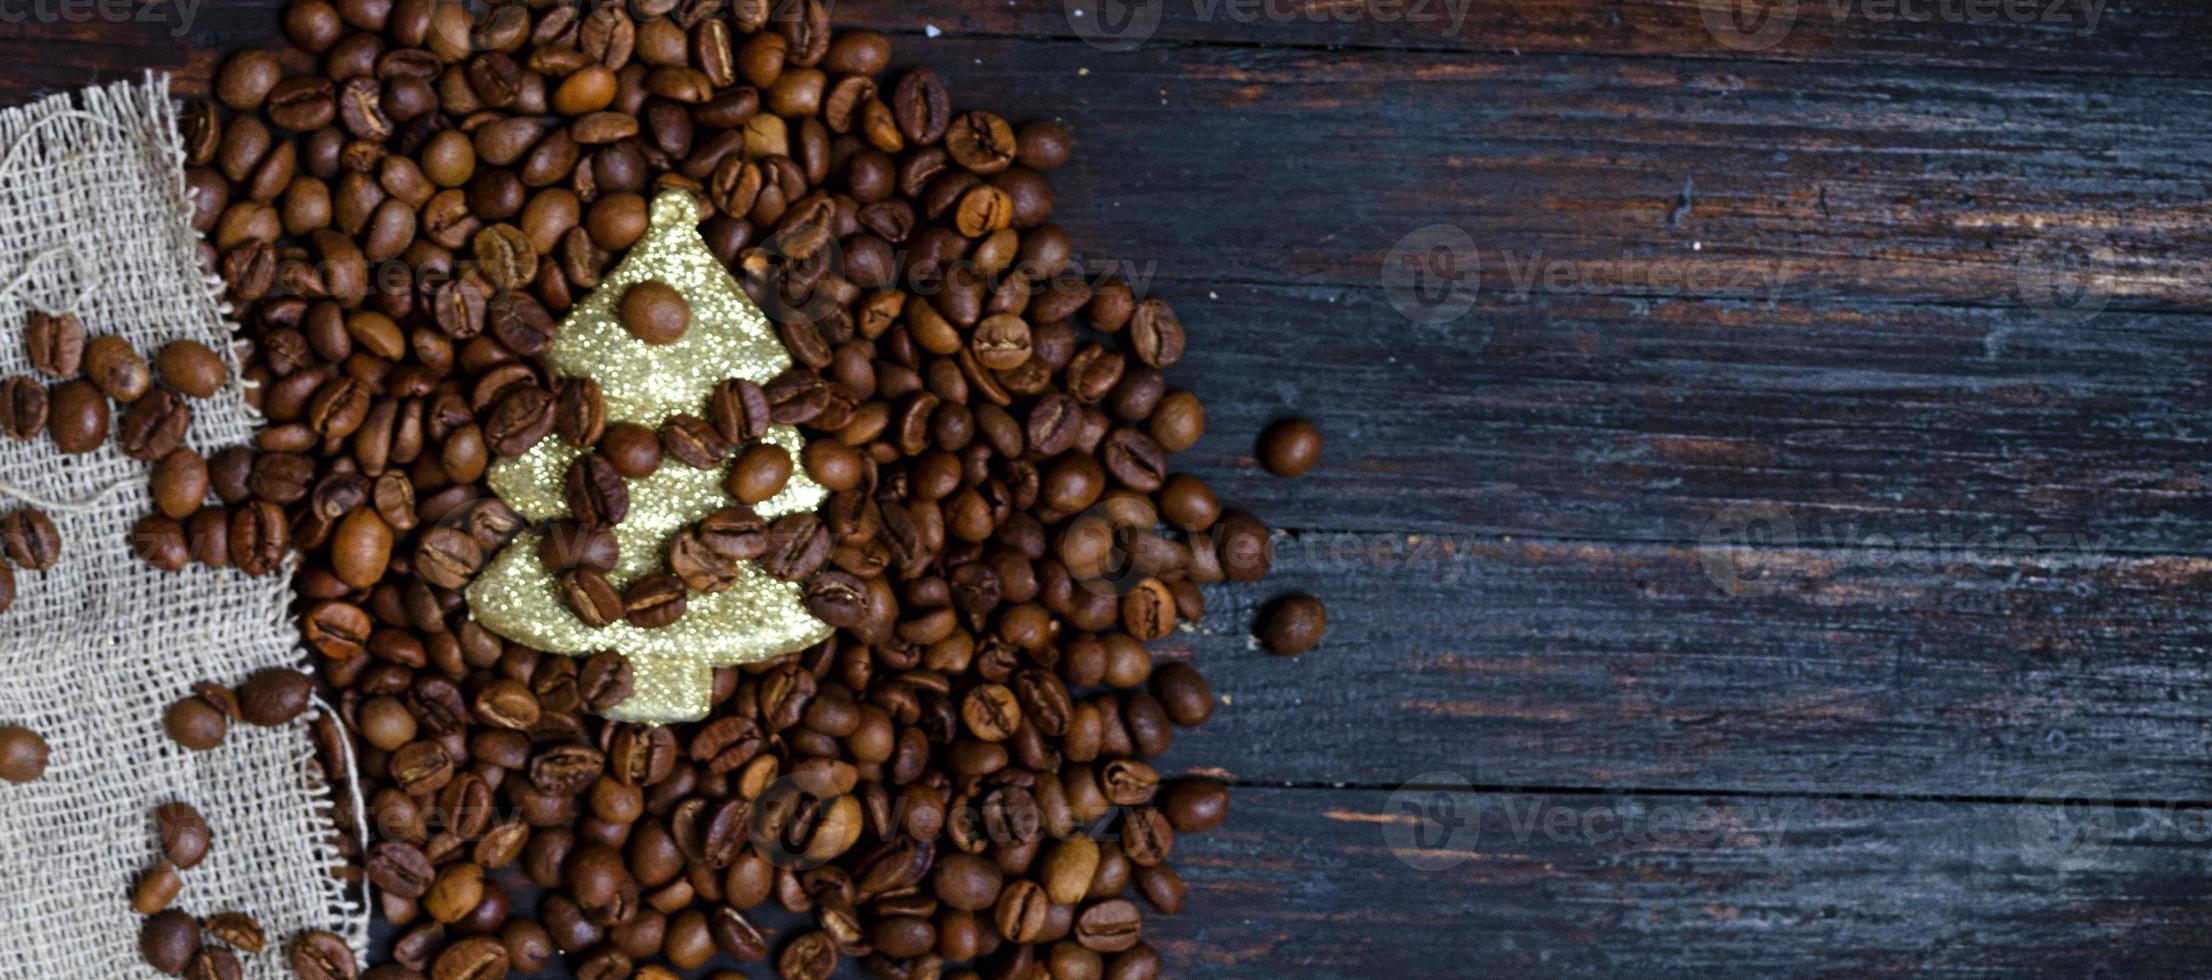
1259,593,1329,656
1259,417,1323,477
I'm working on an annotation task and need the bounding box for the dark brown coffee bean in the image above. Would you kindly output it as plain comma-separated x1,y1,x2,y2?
289,930,359,980
623,573,688,628
560,568,624,628
1018,120,1074,171
47,378,107,453
141,909,202,975
1076,898,1143,952
724,441,791,504
238,667,312,726
564,453,630,526
556,377,606,447
132,860,183,915
1258,593,1327,655
777,932,838,980
486,292,556,356
155,800,210,868
1259,417,1322,477
134,515,190,572
485,383,555,457
117,388,190,460
0,375,44,439
576,650,635,713
667,528,741,594
204,912,265,955
23,311,83,378
84,335,151,402
0,508,57,571
891,68,948,145
947,111,1017,175
184,947,243,980
707,377,770,443
431,935,508,980
0,725,48,782
760,512,828,581
413,526,484,590
619,279,690,345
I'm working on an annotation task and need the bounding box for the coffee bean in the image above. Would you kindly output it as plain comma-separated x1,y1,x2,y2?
133,860,183,915
23,311,82,378
0,725,48,782
620,279,691,345
215,50,281,110
891,68,949,145
155,800,210,868
164,694,229,750
118,387,191,460
555,377,606,447
141,909,202,975
84,335,152,402
367,840,434,899
413,526,483,590
1258,593,1326,655
229,500,289,575
1259,417,1322,477
623,573,688,628
431,935,507,980
200,911,265,955
777,932,838,980
484,383,555,457
288,930,359,980
560,568,624,628
724,441,791,504
564,453,629,526
577,650,635,713
236,668,309,728
1077,898,1144,952
1018,120,1075,171
761,512,829,581
1214,510,1273,582
47,378,107,453
0,375,44,439
707,377,770,443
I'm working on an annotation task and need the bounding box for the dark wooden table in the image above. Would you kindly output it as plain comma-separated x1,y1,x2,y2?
12,0,2212,975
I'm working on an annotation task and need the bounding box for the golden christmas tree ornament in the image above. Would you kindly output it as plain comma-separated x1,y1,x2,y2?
467,190,830,723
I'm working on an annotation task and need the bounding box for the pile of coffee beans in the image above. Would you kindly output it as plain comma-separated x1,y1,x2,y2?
159,0,1336,976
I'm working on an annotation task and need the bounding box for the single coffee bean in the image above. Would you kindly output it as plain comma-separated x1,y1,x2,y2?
0,375,45,439
214,49,281,110
229,500,289,576
205,911,266,954
84,335,152,402
484,383,555,457
577,650,635,714
724,442,792,504
777,932,838,980
288,930,359,980
708,378,770,443
413,526,484,590
47,378,108,453
1259,417,1322,477
118,387,191,460
668,529,741,594
23,311,84,378
555,377,607,447
1214,510,1273,582
560,568,625,628
0,507,59,571
330,508,394,588
564,453,630,525
156,340,229,399
156,801,210,868
1018,120,1075,171
151,449,210,520
366,840,435,899
185,947,243,980
0,724,48,782
1076,898,1144,952
623,573,688,628
140,909,202,975
760,512,828,581
1258,594,1326,656
164,694,229,750
620,279,690,344
661,413,729,469
133,860,184,915
239,667,313,726
1162,778,1231,832
598,421,662,478
431,936,508,980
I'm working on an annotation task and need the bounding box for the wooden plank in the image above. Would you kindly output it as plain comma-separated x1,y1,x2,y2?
836,0,2212,79
1165,285,2212,549
1162,531,2212,800
1152,786,2212,977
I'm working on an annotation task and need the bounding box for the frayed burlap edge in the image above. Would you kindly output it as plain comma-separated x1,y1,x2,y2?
0,74,368,978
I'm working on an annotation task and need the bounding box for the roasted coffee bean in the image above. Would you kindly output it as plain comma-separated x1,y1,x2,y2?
0,725,48,782
1258,593,1327,655
1258,416,1323,477
891,68,949,145
707,377,770,443
215,50,281,110
660,413,729,470
229,500,289,575
947,110,1017,175
47,378,107,453
620,279,691,345
560,568,624,627
0,375,44,439
778,932,839,980
239,667,313,726
485,383,555,457
205,911,266,954
556,377,607,447
288,930,359,980
1077,898,1144,952
577,650,635,713
84,335,151,402
413,526,483,589
23,311,83,377
118,388,191,460
133,860,184,915
0,508,58,571
564,453,630,526
724,441,791,504
141,909,202,975
185,947,243,980
164,693,228,750
622,573,688,629
760,512,828,581
155,800,210,868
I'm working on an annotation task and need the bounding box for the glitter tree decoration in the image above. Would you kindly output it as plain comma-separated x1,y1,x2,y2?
467,191,830,723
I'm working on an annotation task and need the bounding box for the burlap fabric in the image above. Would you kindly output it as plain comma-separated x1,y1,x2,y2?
0,76,365,977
